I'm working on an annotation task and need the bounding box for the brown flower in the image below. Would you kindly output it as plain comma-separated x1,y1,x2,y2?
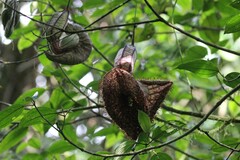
100,45,172,139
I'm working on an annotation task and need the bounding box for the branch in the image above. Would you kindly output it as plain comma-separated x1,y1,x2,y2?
226,143,240,160
1,0,162,36
58,65,99,105
187,24,224,31
199,128,240,152
70,19,161,34
0,53,44,65
93,45,114,67
143,0,240,56
82,63,107,73
154,117,188,131
101,83,240,158
31,100,107,157
161,104,240,123
0,101,11,106
167,145,203,160
216,75,240,106
85,0,131,29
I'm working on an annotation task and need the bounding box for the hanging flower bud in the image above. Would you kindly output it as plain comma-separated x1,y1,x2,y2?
114,44,136,73
100,45,173,139
45,11,92,65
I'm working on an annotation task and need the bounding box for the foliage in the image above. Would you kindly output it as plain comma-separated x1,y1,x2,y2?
0,0,240,159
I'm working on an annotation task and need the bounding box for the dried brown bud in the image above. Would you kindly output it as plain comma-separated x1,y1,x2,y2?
100,45,172,139
100,68,172,139
101,68,145,139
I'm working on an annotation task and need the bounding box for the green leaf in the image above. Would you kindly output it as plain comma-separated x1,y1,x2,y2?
68,64,90,80
105,133,123,149
184,46,208,60
211,138,239,153
177,60,219,77
87,80,100,92
230,0,240,10
10,24,36,39
0,104,23,129
72,15,89,26
83,0,105,9
16,142,28,154
174,46,208,67
151,152,172,160
62,125,79,142
94,125,119,136
200,13,220,43
0,127,28,154
88,156,104,160
20,107,56,127
152,126,164,140
51,0,68,5
114,141,135,158
194,133,215,145
225,14,240,33
138,110,151,132
228,95,240,117
48,140,76,154
37,0,48,12
13,88,45,105
187,72,219,89
135,23,155,42
192,0,204,11
22,153,44,160
17,30,40,52
174,12,197,25
91,0,125,17
49,87,67,109
28,138,41,149
223,72,240,88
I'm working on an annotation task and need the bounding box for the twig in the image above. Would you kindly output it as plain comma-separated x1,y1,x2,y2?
92,45,114,67
0,0,67,32
161,104,240,123
0,101,11,106
90,110,112,122
167,144,203,160
216,75,240,106
188,25,224,31
85,0,131,29
199,128,240,152
31,100,107,157
20,0,57,12
69,19,161,34
143,0,240,56
0,53,44,65
59,106,103,113
100,83,240,158
68,115,101,124
82,63,106,73
226,143,240,160
58,65,99,105
154,117,187,131
1,0,162,35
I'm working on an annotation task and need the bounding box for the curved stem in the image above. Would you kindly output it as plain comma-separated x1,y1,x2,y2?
144,0,240,56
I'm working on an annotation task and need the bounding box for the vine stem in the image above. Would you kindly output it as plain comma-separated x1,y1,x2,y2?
7,82,240,158
161,104,240,123
199,128,240,152
85,0,131,29
101,83,240,158
31,100,107,157
143,0,240,56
